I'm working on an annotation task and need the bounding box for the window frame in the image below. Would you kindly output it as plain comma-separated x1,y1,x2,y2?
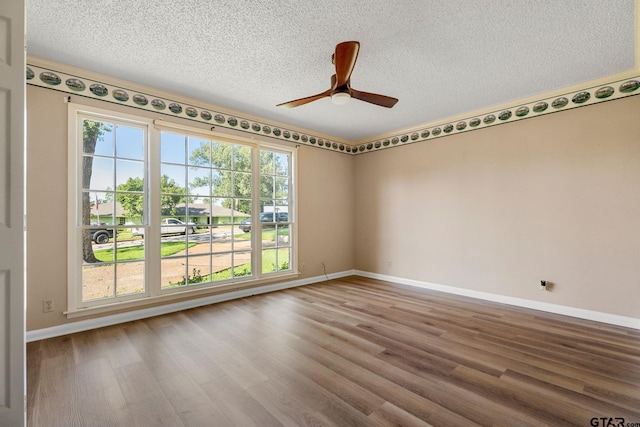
67,105,153,310
67,104,298,315
257,147,294,276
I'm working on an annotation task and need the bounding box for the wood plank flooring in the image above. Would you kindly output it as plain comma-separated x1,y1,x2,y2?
27,276,640,427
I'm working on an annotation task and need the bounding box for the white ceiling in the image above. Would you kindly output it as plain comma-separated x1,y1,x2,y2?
26,1,636,142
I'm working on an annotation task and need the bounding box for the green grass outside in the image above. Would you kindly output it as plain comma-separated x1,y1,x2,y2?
94,241,195,262
261,248,290,273
169,247,290,287
105,227,284,244
236,226,289,241
210,263,252,281
216,248,289,278
115,230,138,241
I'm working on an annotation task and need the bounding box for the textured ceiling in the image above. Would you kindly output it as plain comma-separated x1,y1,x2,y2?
26,1,636,142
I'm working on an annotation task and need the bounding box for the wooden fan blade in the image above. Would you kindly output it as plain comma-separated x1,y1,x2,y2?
335,41,360,87
276,89,332,108
350,89,398,108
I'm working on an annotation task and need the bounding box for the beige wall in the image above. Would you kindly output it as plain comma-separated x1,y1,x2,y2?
354,95,640,318
26,85,355,330
27,87,69,331
297,145,355,277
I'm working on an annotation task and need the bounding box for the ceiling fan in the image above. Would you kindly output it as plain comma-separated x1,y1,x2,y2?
277,41,398,109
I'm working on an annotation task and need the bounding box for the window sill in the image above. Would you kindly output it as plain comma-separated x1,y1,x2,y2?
64,272,301,319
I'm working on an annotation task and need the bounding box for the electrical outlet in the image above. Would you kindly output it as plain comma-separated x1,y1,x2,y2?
43,299,54,312
540,280,552,291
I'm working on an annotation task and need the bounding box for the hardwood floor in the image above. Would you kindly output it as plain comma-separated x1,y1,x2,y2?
27,276,640,426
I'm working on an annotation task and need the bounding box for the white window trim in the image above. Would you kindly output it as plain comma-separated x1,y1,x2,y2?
67,104,154,312
66,104,298,317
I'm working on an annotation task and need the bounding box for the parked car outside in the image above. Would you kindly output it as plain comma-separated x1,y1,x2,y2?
239,212,288,232
90,223,114,244
132,218,196,237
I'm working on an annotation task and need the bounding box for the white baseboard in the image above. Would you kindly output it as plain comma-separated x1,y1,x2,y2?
354,270,640,330
26,269,356,342
28,268,638,341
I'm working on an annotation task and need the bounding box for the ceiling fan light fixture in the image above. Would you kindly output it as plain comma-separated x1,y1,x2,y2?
331,91,351,105
277,41,397,109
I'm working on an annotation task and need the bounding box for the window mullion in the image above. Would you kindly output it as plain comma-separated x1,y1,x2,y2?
288,151,296,273
251,147,261,277
68,109,83,311
147,126,161,296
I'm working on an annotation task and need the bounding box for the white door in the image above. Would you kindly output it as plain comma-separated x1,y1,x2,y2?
0,0,26,425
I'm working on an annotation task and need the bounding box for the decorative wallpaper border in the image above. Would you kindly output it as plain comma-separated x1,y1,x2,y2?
357,76,640,154
26,64,352,153
27,63,639,155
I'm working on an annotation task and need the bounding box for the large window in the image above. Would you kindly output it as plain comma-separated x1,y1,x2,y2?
68,105,295,312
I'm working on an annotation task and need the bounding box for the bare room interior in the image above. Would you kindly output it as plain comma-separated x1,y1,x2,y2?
1,1,639,426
